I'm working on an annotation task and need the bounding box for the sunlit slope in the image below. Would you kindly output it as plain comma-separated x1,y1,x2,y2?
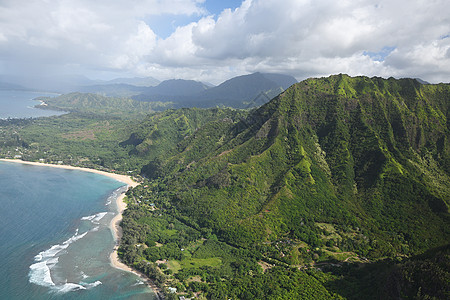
141,75,449,258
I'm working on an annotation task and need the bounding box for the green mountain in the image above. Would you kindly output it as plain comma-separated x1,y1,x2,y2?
188,72,297,108
139,79,211,96
133,72,297,108
115,74,449,299
135,74,449,256
132,79,212,103
120,107,248,163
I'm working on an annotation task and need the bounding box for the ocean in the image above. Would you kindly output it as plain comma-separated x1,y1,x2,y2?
0,90,65,119
0,161,156,299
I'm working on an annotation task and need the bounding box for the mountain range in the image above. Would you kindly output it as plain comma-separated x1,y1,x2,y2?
33,72,298,109
114,74,449,298
133,72,298,108
126,74,449,256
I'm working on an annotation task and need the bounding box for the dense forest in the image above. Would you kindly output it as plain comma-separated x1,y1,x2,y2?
1,75,449,299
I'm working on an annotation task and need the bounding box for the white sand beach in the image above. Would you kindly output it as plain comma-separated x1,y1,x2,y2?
0,159,138,187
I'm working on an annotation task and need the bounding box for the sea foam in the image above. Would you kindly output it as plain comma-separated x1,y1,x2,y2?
28,229,90,292
105,186,128,206
81,212,108,224
28,187,124,294
54,283,86,294
29,261,54,287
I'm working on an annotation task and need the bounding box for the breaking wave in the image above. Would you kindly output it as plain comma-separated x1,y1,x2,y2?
28,221,102,293
80,212,109,224
105,186,128,206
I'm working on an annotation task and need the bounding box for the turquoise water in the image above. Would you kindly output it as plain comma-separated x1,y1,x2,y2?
0,90,65,119
0,161,156,299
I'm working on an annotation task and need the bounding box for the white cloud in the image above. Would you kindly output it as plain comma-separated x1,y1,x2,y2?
0,0,204,73
0,0,449,84
111,22,157,69
138,0,449,83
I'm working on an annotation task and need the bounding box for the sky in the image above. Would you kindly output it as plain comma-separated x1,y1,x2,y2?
0,0,449,85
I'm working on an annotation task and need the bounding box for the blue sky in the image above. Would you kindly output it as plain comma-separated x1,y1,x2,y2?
363,46,396,62
0,0,449,85
204,0,243,16
146,1,243,38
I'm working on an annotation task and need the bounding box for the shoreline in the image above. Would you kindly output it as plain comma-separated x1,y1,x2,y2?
0,159,138,187
109,191,162,298
0,159,162,298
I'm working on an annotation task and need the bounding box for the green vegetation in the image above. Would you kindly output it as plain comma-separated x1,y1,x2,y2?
118,75,449,299
0,113,146,171
1,75,449,299
37,92,171,117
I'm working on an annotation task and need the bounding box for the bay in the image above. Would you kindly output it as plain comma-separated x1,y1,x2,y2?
0,90,66,119
0,161,156,299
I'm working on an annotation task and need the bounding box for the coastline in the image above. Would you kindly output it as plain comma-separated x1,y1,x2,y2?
109,192,163,296
0,159,138,187
109,191,164,299
0,159,162,298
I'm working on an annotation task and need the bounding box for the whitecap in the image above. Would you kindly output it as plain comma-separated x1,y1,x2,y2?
29,229,89,289
64,231,88,245
132,280,145,286
81,212,108,224
92,212,108,223
33,230,87,266
80,271,89,279
53,283,86,294
46,257,59,269
83,280,102,289
81,214,96,221
52,280,102,294
105,186,128,206
29,261,55,287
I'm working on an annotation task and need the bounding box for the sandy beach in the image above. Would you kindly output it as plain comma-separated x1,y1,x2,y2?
109,192,136,272
109,192,163,298
0,159,138,188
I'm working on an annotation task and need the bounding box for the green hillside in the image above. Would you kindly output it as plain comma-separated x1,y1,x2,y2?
139,74,449,254
119,75,449,299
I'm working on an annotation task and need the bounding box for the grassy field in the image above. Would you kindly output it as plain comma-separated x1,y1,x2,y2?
168,257,222,273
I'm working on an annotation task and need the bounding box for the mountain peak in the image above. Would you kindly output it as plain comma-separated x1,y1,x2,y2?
135,75,449,257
